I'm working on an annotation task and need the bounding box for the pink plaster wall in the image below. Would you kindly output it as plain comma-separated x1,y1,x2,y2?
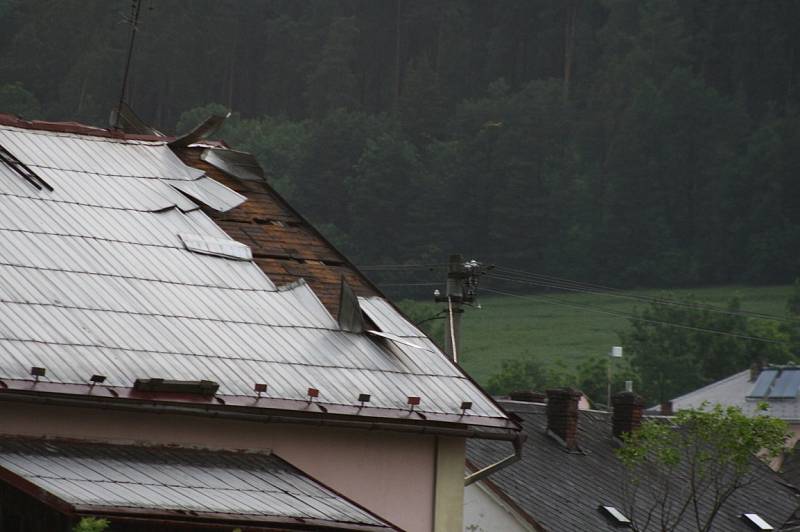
0,402,436,531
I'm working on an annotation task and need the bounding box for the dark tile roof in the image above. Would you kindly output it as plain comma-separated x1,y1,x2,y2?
0,437,398,531
781,440,800,491
467,401,799,532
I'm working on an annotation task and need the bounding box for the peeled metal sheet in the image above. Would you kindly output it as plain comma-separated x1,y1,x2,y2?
179,233,252,261
168,176,246,212
201,147,265,181
367,330,428,350
359,296,426,338
0,122,510,426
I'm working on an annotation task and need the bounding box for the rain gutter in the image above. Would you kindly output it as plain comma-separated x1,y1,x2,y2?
0,390,520,442
464,433,525,486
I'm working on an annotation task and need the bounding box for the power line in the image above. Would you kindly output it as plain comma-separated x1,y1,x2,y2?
359,263,447,271
480,286,791,346
375,282,441,287
490,267,795,323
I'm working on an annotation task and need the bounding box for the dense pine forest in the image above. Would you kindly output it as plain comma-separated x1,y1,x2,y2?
1,0,799,290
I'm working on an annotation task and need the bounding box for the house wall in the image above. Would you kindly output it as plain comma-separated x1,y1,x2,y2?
463,481,532,532
769,421,800,471
0,401,468,532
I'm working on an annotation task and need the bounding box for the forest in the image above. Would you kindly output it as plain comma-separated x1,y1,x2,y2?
0,0,799,292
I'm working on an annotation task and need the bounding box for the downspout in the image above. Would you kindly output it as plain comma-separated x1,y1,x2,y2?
464,432,525,486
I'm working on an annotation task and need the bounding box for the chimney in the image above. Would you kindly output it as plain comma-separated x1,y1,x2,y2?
546,388,582,449
659,401,673,416
612,391,644,439
509,390,546,403
749,361,763,382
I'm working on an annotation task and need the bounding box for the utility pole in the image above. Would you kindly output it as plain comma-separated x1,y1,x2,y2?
435,254,485,363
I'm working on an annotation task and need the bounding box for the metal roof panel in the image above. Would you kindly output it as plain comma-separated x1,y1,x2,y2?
0,438,396,529
0,124,511,429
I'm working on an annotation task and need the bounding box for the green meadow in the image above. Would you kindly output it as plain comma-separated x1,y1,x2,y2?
453,285,794,385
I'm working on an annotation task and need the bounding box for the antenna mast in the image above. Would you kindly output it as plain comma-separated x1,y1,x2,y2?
113,0,143,130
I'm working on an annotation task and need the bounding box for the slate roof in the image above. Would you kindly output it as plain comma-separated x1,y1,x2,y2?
650,368,800,421
0,437,397,530
782,440,800,492
466,400,800,532
0,114,514,433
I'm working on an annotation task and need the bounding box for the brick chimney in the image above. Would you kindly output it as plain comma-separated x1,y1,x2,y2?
546,388,582,449
509,390,546,403
659,401,673,416
612,391,644,439
749,361,763,382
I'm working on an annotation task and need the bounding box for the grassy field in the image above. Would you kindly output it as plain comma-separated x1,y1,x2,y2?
453,285,794,385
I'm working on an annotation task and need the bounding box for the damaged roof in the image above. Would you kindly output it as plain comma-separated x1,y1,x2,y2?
0,114,514,433
0,437,397,531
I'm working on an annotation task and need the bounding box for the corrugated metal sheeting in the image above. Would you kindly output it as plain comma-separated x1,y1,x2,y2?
0,124,509,426
0,438,395,530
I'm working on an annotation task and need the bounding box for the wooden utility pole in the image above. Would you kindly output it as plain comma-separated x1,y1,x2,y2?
435,254,485,363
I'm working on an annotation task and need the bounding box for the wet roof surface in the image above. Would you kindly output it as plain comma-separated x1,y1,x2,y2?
467,401,799,532
651,368,800,421
0,437,396,530
0,120,510,430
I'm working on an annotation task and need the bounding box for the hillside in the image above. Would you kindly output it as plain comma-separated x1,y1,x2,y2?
454,285,794,385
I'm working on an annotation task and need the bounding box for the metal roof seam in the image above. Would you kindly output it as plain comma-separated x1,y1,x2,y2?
0,122,512,428
0,337,467,380
0,260,278,293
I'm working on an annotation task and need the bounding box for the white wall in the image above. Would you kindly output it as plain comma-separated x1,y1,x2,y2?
463,480,533,532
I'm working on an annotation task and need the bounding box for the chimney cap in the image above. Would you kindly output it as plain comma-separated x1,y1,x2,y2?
611,391,643,405
546,387,582,398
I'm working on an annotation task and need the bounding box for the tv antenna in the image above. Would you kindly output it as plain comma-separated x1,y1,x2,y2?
113,0,143,130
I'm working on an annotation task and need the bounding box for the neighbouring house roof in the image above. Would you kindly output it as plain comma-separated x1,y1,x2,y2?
649,367,800,421
466,401,799,532
0,113,516,434
0,437,397,531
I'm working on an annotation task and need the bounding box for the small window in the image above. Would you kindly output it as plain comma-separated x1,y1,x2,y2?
741,513,774,530
598,505,631,527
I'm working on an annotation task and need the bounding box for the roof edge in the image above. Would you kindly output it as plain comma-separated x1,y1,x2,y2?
0,113,171,142
0,384,521,438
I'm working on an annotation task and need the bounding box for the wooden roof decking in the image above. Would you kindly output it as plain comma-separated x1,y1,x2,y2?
178,147,377,316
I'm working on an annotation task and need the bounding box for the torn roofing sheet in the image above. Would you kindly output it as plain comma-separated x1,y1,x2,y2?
0,121,512,430
0,438,397,531
0,125,244,212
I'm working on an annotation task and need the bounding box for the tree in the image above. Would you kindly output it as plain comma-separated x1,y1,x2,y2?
616,404,789,532
305,16,360,118
621,294,794,403
73,517,109,532
486,358,568,395
0,82,40,118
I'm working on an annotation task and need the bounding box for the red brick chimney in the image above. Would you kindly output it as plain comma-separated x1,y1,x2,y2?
546,388,582,449
612,391,644,439
659,401,673,416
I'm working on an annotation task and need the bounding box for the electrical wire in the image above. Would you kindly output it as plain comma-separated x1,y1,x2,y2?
480,286,791,346
358,263,447,271
375,282,441,287
489,267,796,323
